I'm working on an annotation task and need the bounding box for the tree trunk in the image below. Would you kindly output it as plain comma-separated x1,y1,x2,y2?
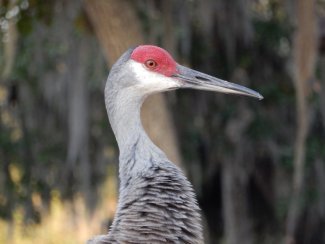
319,56,325,131
66,36,92,207
1,0,18,81
223,102,254,244
46,0,94,208
285,0,317,243
84,0,181,165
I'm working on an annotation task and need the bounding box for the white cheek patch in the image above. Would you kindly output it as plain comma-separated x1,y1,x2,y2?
128,60,180,92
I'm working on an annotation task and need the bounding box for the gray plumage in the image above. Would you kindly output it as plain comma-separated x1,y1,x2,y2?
88,45,262,243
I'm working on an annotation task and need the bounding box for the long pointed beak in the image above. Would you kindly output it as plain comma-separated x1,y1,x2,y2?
173,65,263,100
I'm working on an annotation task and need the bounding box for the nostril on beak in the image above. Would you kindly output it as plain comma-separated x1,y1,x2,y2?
195,76,209,81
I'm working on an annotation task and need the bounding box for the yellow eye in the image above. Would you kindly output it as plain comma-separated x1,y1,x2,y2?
145,59,158,69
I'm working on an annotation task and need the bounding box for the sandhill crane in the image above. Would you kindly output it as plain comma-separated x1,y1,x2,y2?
88,45,263,243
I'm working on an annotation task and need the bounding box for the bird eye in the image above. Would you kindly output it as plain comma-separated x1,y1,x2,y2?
145,59,157,69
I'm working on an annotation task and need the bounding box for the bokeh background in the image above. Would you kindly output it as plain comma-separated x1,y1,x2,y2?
0,0,324,243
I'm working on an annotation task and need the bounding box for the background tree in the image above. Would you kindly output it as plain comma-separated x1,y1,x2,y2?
285,0,318,243
0,0,324,243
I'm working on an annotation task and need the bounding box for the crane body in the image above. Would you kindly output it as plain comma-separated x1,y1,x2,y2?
88,45,262,243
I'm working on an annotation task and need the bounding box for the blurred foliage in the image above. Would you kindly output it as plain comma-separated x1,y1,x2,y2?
0,0,325,243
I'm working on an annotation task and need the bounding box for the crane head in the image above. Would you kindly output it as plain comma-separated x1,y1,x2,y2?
113,45,263,100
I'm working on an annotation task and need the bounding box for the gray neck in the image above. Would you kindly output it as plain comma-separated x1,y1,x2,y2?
105,86,165,175
106,87,144,151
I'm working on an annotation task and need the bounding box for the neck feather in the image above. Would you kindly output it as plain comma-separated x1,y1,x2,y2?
106,87,144,150
105,86,166,176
